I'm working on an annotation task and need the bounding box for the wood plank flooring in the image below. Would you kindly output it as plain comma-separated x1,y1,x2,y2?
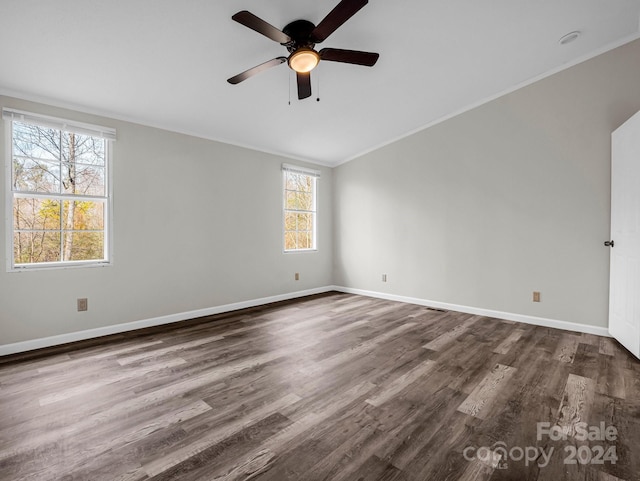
0,292,638,481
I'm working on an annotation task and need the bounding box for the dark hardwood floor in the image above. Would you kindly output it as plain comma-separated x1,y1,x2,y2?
0,292,638,481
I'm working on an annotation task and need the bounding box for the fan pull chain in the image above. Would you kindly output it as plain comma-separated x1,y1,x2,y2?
288,71,291,105
316,68,321,102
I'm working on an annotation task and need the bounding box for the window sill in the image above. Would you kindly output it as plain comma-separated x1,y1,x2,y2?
283,248,318,254
9,260,112,273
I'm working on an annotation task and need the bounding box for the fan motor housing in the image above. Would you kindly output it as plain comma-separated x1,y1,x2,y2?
282,19,317,52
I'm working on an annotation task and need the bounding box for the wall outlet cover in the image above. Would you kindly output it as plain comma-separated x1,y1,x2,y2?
77,298,88,311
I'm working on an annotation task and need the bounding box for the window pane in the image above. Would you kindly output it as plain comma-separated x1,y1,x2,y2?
297,232,310,249
285,172,297,190
76,164,105,196
285,191,298,209
62,200,104,230
300,175,313,192
286,172,315,192
301,175,313,192
297,213,311,231
14,197,61,230
284,231,297,250
285,173,307,191
63,231,104,261
296,192,313,210
61,163,105,196
13,122,60,161
13,157,61,193
285,212,297,231
62,132,105,166
14,231,61,264
286,191,312,210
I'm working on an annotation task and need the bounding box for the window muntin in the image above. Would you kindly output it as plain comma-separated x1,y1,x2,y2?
6,111,113,269
283,165,319,251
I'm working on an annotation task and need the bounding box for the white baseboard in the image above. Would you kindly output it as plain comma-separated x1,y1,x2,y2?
332,286,611,337
1,285,610,357
0,286,335,357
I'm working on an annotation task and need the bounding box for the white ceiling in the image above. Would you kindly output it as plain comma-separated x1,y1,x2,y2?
1,0,639,166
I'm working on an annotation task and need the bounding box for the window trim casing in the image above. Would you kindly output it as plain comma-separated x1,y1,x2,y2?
4,108,115,272
282,163,320,253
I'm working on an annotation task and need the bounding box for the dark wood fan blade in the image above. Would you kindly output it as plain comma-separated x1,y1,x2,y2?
311,0,368,43
319,48,379,66
227,57,287,84
232,11,292,44
297,72,312,99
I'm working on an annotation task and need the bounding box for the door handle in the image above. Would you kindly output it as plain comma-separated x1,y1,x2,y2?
604,240,614,247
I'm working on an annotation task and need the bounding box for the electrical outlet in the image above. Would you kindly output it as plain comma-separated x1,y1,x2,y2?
382,274,387,282
533,291,541,302
77,298,88,311
295,273,299,281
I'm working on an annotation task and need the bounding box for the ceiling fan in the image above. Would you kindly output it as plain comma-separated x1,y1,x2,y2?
227,0,380,100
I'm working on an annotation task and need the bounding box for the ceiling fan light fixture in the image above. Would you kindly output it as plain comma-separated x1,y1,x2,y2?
289,48,320,73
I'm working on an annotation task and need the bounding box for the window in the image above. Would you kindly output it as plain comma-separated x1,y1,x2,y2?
283,163,319,251
3,108,115,269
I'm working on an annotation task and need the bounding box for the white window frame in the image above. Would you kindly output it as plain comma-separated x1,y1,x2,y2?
3,108,115,271
282,163,320,253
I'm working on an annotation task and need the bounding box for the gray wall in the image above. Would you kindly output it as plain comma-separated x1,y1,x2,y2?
0,96,333,345
333,39,640,328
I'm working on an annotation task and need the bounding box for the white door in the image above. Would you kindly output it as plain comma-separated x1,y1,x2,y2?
609,110,640,359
